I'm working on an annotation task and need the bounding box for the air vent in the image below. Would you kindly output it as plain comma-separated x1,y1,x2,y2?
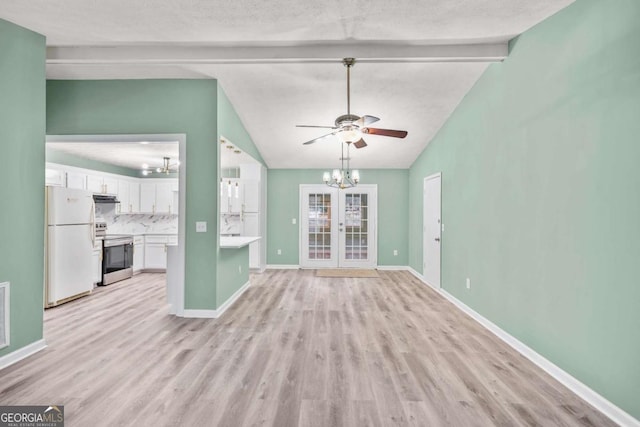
0,282,8,349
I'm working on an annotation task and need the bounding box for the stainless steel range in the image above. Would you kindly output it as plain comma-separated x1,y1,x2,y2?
102,234,134,285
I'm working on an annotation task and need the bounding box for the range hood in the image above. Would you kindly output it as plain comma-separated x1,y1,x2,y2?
93,194,120,204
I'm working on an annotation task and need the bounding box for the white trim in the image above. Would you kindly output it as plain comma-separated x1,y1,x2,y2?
215,280,252,318
179,280,252,319
181,309,217,319
0,282,9,349
407,268,640,427
0,339,47,372
376,265,410,271
266,264,300,270
47,43,509,65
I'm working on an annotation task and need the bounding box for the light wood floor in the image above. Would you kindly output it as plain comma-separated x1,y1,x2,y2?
0,270,616,426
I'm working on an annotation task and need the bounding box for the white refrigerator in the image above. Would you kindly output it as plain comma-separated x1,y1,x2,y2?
46,186,96,307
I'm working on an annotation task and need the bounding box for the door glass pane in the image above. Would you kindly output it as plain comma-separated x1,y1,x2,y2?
344,192,368,261
308,193,332,260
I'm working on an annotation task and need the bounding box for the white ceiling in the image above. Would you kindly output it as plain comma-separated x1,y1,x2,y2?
2,0,575,169
47,142,179,171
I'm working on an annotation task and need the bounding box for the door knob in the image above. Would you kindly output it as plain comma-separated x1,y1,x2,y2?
434,237,440,242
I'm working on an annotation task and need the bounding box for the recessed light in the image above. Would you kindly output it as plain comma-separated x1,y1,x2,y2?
142,163,149,169
140,141,149,145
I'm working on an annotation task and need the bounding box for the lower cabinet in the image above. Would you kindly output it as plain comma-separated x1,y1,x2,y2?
143,235,177,270
133,236,144,273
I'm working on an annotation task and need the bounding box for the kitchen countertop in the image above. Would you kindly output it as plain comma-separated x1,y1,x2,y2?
220,236,261,248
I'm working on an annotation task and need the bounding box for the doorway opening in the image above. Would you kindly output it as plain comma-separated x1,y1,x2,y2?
44,133,186,314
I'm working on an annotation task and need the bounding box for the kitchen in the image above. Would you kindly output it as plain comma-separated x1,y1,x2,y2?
44,138,180,307
43,133,266,311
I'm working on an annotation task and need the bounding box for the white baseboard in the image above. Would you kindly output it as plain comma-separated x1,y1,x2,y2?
266,264,300,270
180,280,252,319
215,280,251,318
407,267,639,427
376,265,410,271
181,309,217,318
0,339,47,371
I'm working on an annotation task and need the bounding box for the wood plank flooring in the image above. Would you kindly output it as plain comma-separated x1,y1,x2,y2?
0,270,616,426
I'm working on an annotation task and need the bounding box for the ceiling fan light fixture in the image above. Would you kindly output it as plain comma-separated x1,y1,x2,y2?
338,127,362,144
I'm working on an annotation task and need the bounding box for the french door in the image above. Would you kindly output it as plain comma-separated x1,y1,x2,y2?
300,185,377,268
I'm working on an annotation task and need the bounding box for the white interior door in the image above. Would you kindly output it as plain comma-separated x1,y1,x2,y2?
423,173,442,287
300,185,377,269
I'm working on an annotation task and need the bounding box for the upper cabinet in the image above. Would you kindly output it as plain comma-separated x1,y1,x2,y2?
140,179,178,214
66,171,87,190
45,168,65,187
87,174,118,195
46,163,178,216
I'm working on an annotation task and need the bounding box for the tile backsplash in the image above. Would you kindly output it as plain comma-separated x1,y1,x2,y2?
96,204,178,234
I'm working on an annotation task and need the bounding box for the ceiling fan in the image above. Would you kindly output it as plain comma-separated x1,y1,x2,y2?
297,58,408,149
141,156,179,175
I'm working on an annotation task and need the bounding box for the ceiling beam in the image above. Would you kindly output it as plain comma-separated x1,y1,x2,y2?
47,42,508,65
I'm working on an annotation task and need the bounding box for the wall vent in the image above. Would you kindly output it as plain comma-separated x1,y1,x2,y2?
0,282,9,349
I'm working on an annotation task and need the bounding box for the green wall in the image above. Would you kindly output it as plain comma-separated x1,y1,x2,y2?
0,20,46,357
217,246,250,307
408,0,640,419
267,169,409,266
216,84,263,308
47,80,219,310
217,84,265,165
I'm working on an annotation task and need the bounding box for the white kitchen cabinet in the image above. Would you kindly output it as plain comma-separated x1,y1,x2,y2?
45,169,65,187
156,182,174,214
144,235,170,270
140,180,178,214
116,180,140,214
140,182,156,213
87,174,118,195
133,236,144,273
92,240,103,285
117,180,130,214
129,182,140,213
242,179,260,212
66,171,87,190
86,175,103,193
144,244,167,269
243,212,260,269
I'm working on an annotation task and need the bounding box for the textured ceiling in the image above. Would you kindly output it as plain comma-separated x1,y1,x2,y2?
3,0,575,169
47,142,180,171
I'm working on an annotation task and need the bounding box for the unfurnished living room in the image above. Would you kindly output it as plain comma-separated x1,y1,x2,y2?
0,0,639,426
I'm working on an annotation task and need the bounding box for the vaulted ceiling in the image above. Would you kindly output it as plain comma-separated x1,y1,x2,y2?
2,0,574,168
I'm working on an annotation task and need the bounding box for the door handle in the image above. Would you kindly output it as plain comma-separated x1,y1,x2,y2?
434,237,440,242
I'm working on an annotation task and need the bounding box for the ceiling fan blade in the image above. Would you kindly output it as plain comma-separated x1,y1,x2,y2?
302,132,337,145
354,115,380,127
296,125,337,129
353,138,367,149
362,128,408,138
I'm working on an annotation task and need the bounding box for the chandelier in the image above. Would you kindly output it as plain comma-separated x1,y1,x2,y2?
323,142,360,189
141,157,179,175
